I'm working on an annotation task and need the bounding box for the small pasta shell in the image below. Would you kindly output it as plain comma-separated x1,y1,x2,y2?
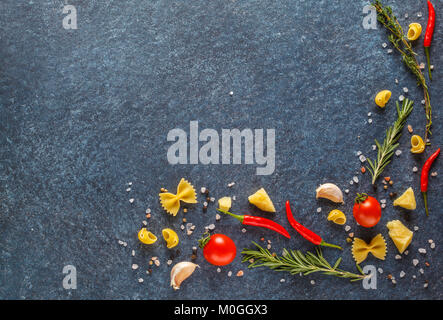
162,228,179,249
410,135,425,154
327,209,347,225
407,23,422,41
375,90,391,108
138,228,157,244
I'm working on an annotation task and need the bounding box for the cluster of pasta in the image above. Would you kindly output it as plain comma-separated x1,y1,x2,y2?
351,234,387,264
159,178,197,216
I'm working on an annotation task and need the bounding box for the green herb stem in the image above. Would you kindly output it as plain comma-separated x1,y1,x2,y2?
373,0,432,143
366,98,413,185
241,242,368,282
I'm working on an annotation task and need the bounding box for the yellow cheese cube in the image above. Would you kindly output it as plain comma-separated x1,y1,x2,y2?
218,197,232,212
248,188,276,212
387,220,413,254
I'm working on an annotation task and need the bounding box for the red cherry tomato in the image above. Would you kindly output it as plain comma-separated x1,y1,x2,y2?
201,234,236,266
353,193,381,228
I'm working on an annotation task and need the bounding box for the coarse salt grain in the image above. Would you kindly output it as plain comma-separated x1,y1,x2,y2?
359,155,366,163
378,268,383,274
380,199,387,204
387,49,393,54
430,171,438,177
228,182,235,188
413,259,419,266
349,180,354,185
132,264,139,270
138,278,144,283
413,166,418,172
200,187,206,194
400,271,405,278
167,260,172,265
382,43,388,48
131,250,135,257
129,198,134,203
395,150,402,156
345,189,349,194
395,255,402,260
368,119,373,124
403,87,408,93
208,224,215,231
142,220,147,226
372,144,377,151
345,225,351,232
418,248,426,254
126,188,131,192
217,268,221,273
368,112,372,117
381,203,386,209
310,280,315,285
404,250,409,255
316,207,322,213
228,271,232,277
419,268,424,274
356,151,362,156
414,226,419,231
430,243,435,249
398,95,405,101
280,279,285,283
146,208,151,214
428,239,433,244
242,228,247,233
215,214,221,221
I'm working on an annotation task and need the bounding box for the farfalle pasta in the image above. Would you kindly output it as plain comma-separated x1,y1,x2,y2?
351,234,387,264
159,178,197,216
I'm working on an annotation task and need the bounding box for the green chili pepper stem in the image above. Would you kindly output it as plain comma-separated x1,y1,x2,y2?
320,240,343,250
422,192,429,217
217,209,245,223
424,47,432,81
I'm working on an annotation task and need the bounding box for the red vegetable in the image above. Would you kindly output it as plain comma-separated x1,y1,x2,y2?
285,200,342,250
217,209,290,239
353,194,381,228
424,1,435,80
421,148,440,216
198,233,236,266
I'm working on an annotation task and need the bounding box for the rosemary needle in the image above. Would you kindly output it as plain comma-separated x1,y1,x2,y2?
366,98,414,185
241,242,368,282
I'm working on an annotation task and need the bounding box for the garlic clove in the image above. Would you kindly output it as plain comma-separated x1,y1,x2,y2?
316,183,344,204
170,261,199,290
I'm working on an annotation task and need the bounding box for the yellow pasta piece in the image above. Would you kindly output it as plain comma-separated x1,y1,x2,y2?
327,209,346,225
248,188,276,212
138,228,157,245
375,90,391,108
387,220,413,254
410,135,425,154
218,197,232,212
407,23,422,41
159,178,197,216
351,234,387,264
162,228,179,249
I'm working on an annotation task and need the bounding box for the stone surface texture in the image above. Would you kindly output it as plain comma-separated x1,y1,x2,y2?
0,0,442,299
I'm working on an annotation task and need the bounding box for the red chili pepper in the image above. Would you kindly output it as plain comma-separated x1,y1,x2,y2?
285,200,342,250
424,1,435,81
217,209,290,239
421,148,440,216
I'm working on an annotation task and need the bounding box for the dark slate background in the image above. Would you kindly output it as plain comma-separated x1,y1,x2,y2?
0,0,442,300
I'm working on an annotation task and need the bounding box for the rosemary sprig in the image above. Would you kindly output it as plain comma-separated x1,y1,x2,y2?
241,242,369,282
366,98,414,185
372,0,432,143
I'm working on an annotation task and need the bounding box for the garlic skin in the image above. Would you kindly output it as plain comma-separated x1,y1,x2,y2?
170,262,199,290
316,183,344,204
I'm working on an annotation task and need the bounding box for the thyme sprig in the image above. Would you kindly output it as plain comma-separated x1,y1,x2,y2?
366,98,414,185
241,242,369,282
372,0,432,143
